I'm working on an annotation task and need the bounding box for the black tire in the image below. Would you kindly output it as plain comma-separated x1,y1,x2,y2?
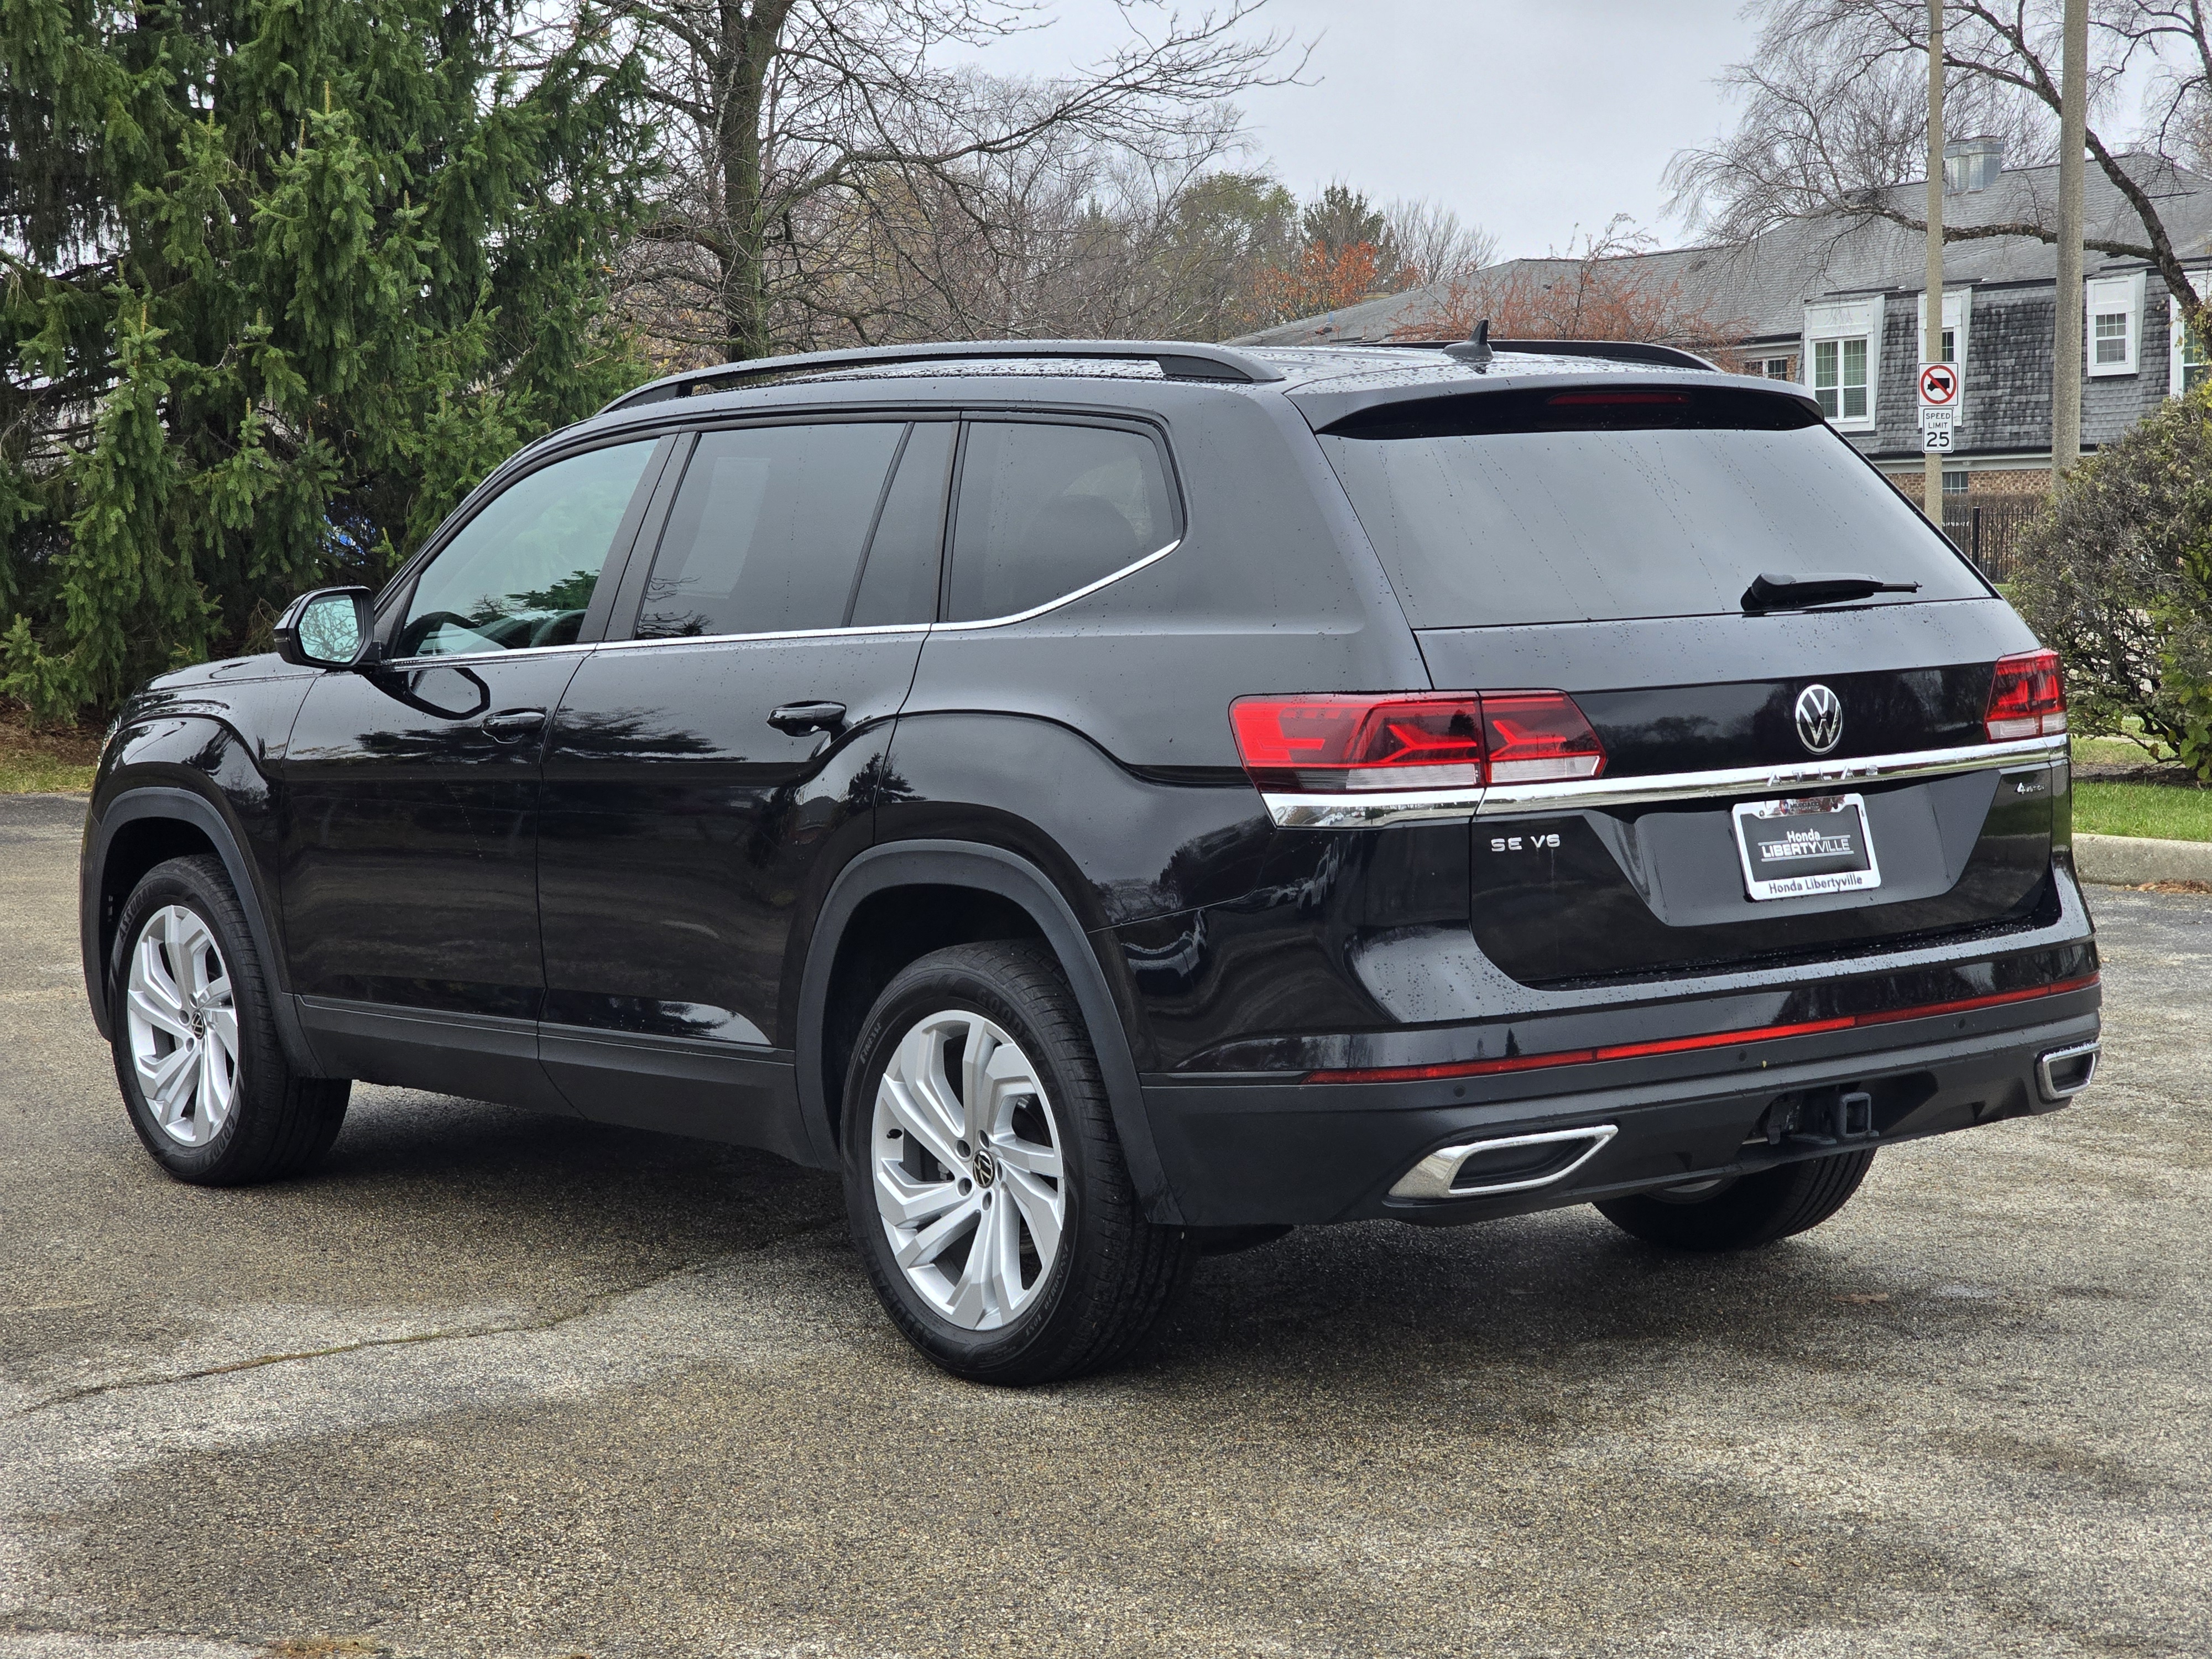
841,941,1194,1385
108,854,349,1185
1593,1147,1876,1251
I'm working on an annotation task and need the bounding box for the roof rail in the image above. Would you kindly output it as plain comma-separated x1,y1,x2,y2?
1325,337,1721,373
601,339,1284,413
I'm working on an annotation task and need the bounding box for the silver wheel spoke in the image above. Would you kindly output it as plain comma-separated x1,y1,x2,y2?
874,1160,965,1229
894,1193,981,1270
126,984,193,1044
203,1006,239,1066
1004,1167,1062,1265
960,1022,1000,1142
878,1076,962,1175
147,1045,197,1123
989,1134,1061,1180
870,1006,1068,1333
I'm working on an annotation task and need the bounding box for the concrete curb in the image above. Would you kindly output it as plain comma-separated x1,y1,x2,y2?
2074,832,2212,886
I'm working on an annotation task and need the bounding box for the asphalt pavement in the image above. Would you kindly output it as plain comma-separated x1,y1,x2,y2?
2,790,2206,1659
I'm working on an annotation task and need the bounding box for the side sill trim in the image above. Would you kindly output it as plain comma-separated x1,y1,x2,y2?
1260,733,2069,828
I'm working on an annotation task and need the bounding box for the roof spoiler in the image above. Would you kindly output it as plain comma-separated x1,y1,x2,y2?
599,340,1284,413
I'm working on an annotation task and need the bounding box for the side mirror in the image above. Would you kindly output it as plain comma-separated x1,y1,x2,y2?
274,587,379,670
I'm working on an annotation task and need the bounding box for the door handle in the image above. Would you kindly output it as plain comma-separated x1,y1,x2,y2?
482,707,547,739
768,701,848,737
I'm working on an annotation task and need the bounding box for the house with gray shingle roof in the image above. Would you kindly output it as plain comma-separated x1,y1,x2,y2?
1239,149,2212,513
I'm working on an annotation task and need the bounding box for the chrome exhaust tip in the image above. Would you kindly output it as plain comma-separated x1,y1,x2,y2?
2036,1039,2100,1102
1390,1124,1619,1201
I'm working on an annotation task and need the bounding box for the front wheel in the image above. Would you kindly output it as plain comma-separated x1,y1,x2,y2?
109,854,349,1185
1593,1147,1876,1251
841,942,1194,1384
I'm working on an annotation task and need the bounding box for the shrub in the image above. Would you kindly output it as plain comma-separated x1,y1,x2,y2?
2011,380,2212,780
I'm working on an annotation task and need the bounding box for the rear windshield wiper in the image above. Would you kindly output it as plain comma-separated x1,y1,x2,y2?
1741,571,1922,612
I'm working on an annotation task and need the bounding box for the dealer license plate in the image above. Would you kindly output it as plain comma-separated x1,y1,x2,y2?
1731,794,1882,902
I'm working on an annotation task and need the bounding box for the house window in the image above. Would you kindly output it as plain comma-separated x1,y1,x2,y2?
1943,469,1969,494
1803,298,1881,429
2171,287,2208,397
1917,290,1970,377
2085,274,2141,377
1813,337,1869,421
1760,356,1793,380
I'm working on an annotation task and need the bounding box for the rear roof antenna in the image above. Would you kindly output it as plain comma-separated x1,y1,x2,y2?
1443,319,1493,368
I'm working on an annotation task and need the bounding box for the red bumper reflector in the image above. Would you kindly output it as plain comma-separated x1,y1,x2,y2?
1303,973,2100,1084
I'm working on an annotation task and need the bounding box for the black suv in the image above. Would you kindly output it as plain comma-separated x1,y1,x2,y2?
81,337,2100,1383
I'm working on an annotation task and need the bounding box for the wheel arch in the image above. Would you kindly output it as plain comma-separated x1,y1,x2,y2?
797,839,1181,1225
85,784,326,1076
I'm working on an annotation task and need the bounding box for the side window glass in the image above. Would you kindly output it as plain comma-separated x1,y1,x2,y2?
945,422,1177,623
849,421,955,627
635,422,905,639
398,441,656,658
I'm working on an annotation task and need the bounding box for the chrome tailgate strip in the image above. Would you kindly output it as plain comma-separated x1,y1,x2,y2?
1261,733,2069,829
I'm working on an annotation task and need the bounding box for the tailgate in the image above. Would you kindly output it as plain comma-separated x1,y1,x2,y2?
1418,606,2063,986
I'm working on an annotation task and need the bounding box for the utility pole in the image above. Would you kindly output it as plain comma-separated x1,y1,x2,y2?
2052,0,2088,477
1924,0,1946,520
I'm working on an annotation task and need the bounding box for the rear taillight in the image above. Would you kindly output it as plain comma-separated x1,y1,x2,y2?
1479,692,1608,782
1985,648,2067,741
1229,691,1604,794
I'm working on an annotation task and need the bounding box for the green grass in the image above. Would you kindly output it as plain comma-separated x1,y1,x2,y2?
2074,780,2212,842
0,708,100,793
2072,733,2161,769
0,750,97,793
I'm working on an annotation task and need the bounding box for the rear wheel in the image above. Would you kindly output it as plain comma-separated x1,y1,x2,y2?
110,855,348,1185
842,942,1194,1384
1593,1148,1876,1251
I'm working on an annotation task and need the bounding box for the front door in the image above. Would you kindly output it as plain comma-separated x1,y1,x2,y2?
280,436,665,1106
536,418,954,1151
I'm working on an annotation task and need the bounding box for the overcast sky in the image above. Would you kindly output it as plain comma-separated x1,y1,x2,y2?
951,0,1765,259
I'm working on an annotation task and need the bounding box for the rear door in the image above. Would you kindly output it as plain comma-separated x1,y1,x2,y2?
1311,381,2059,985
534,416,953,1151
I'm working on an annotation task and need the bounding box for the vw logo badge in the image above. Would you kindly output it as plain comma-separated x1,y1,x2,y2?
972,1145,998,1189
1794,684,1845,755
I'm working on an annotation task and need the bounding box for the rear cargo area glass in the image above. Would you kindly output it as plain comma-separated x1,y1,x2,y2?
1319,411,1988,627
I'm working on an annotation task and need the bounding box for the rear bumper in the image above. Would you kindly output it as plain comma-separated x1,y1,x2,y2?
1139,989,2100,1227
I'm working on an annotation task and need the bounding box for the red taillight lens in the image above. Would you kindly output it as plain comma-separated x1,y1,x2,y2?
1480,692,1608,783
1229,691,1604,793
1985,648,2067,741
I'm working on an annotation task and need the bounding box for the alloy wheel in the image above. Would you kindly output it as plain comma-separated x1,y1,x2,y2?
124,904,239,1147
869,1009,1067,1331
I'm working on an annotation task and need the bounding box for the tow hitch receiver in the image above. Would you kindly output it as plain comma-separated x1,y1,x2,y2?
1761,1089,1877,1151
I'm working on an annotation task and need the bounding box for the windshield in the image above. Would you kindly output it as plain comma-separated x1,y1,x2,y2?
1316,389,1987,628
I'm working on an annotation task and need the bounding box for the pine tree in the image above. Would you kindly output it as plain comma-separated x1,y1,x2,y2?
0,0,651,718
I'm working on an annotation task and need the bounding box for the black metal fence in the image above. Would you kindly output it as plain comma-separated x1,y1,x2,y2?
1942,495,2042,585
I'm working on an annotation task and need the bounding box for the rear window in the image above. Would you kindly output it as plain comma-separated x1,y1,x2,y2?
1316,387,1987,627
945,421,1178,622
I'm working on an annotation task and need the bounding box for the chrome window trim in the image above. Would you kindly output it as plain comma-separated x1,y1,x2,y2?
376,639,602,669
596,620,933,654
930,536,1183,632
1260,732,2069,829
578,535,1183,649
